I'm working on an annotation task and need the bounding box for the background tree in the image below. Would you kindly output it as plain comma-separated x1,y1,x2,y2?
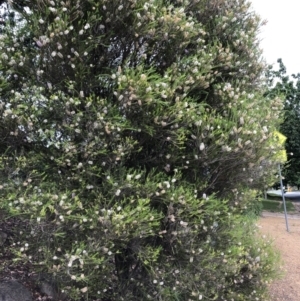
0,0,282,300
266,59,300,188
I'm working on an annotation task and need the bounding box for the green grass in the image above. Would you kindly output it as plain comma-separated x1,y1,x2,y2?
262,199,296,212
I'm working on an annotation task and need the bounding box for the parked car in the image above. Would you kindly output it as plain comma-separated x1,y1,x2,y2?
267,189,300,199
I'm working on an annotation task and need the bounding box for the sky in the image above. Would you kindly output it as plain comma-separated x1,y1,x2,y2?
250,0,300,76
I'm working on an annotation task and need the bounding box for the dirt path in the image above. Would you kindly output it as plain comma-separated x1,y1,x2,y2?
258,214,300,301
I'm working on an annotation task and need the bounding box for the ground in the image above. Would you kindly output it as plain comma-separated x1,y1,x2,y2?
258,212,300,301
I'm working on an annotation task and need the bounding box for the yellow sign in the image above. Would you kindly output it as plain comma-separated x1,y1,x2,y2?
274,131,287,162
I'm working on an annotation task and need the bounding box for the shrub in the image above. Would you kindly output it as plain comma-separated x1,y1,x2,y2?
243,196,264,218
0,0,283,300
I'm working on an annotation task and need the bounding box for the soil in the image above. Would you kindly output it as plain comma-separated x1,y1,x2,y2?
258,211,300,301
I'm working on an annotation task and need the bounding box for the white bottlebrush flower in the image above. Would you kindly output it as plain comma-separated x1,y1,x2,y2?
115,189,121,196
161,92,167,98
1,53,8,60
164,181,170,188
8,59,16,65
36,40,44,47
79,29,84,35
213,221,218,228
39,19,44,24
179,220,188,227
51,51,57,57
199,142,205,151
140,74,147,80
84,23,90,30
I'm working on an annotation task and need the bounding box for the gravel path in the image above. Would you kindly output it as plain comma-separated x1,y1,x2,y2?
258,215,300,301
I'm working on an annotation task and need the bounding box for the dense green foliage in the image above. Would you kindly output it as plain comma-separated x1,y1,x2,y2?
267,59,300,188
0,0,283,300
